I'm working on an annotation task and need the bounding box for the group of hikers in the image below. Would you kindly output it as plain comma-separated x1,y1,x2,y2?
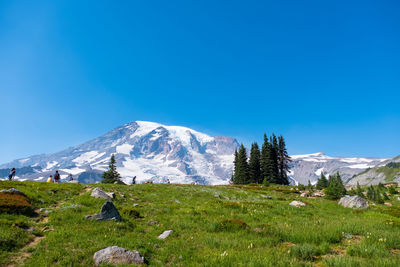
46,171,74,183
7,168,75,183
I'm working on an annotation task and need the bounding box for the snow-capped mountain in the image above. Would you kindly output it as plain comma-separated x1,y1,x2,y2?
0,121,239,185
289,152,388,185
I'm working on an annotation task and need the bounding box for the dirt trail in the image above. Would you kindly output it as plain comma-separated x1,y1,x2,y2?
6,187,88,266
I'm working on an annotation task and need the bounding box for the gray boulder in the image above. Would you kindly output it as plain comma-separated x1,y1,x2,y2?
158,230,174,239
91,187,115,200
338,195,369,208
86,201,121,221
93,246,144,266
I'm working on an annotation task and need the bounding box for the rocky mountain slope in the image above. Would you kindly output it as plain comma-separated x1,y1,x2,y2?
0,121,390,185
0,121,239,185
346,155,400,186
288,153,388,185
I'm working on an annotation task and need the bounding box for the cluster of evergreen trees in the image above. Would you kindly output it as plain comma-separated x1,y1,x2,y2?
232,134,290,185
314,172,346,200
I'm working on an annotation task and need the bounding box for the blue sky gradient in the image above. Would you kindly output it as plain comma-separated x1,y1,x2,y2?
1,0,399,163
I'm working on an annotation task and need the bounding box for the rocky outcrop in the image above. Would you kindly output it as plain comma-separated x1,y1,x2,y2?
93,246,144,266
338,195,369,209
85,201,121,221
91,187,115,200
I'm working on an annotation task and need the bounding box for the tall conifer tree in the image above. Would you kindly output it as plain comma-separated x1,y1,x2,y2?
233,144,249,184
268,134,279,184
277,135,290,185
260,134,271,183
249,143,261,184
102,154,121,183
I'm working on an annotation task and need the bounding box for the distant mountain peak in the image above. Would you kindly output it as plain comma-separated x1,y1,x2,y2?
0,121,239,185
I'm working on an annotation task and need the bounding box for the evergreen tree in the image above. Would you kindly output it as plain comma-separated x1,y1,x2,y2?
325,172,346,200
356,182,364,197
102,154,121,183
267,134,279,184
307,180,314,192
316,173,328,189
233,144,249,184
248,143,261,184
260,134,271,183
277,135,290,185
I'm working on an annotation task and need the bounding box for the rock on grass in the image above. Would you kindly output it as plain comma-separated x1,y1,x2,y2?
93,246,144,266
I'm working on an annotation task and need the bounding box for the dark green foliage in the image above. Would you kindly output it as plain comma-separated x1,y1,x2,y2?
260,134,271,183
388,186,398,195
102,154,121,184
277,135,290,185
316,173,329,189
356,182,364,197
325,173,346,200
307,180,314,192
233,145,249,184
248,143,262,184
367,185,384,204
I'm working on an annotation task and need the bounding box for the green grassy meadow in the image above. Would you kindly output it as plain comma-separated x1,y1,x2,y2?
1,181,400,266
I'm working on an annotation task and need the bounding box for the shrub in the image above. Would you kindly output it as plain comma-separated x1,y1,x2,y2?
0,192,34,216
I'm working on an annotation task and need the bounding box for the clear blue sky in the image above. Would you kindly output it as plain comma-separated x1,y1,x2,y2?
1,0,399,164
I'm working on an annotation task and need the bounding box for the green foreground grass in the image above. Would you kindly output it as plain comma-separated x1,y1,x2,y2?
1,181,400,266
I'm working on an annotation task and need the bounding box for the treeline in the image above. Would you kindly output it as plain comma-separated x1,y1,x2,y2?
312,172,346,200
232,134,290,185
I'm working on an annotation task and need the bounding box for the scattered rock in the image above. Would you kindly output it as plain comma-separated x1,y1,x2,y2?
261,195,272,199
300,192,311,197
85,201,121,221
213,194,220,198
343,233,353,239
148,220,159,226
93,246,144,266
398,196,400,201
27,227,36,232
289,200,306,207
222,196,230,200
338,195,369,209
153,244,160,249
312,192,324,197
158,230,174,239
133,203,139,207
91,188,115,200
385,202,393,206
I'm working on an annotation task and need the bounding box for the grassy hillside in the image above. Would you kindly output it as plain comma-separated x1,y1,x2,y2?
1,181,400,266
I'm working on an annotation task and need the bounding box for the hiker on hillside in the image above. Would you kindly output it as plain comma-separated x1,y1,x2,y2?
46,175,54,183
8,168,16,181
54,170,61,183
67,174,74,181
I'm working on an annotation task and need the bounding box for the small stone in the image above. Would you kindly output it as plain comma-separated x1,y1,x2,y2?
213,194,220,198
261,195,272,199
158,230,174,239
133,203,139,207
153,244,160,249
148,220,159,226
223,196,230,200
93,246,144,266
289,200,306,207
343,233,353,239
384,202,393,206
27,227,36,232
